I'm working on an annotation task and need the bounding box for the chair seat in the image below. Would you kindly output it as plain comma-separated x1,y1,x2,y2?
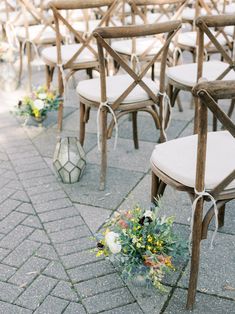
41,43,98,65
181,7,217,21
225,3,235,14
150,131,235,190
72,19,101,33
177,31,228,48
224,25,234,37
125,12,168,25
111,37,173,56
0,11,38,25
167,61,235,87
15,24,56,43
76,74,158,104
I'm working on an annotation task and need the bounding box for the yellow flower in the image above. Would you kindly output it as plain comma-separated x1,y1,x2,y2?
147,235,153,243
33,108,40,118
156,240,163,247
146,245,152,251
96,250,104,257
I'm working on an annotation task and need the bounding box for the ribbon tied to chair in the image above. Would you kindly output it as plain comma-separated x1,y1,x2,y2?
189,188,219,253
158,91,172,141
97,101,118,151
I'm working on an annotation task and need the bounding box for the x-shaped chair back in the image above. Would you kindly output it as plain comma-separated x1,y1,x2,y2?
195,14,235,130
196,14,235,79
126,0,187,66
183,0,228,28
129,0,188,24
194,80,235,203
18,0,56,42
93,20,181,142
49,0,120,71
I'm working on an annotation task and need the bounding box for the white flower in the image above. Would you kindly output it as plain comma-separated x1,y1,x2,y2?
38,93,47,100
34,99,45,110
105,231,121,254
143,210,155,220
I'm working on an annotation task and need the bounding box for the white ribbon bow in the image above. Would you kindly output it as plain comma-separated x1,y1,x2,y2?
97,101,118,151
189,188,218,252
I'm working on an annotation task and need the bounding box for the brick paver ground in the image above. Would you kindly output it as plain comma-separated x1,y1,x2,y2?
0,63,234,314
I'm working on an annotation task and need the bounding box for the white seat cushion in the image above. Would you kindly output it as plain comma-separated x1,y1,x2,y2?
167,61,235,87
77,74,158,104
111,37,173,56
224,26,234,37
15,24,56,42
72,20,101,33
125,12,168,25
177,31,228,48
0,11,37,25
112,38,162,56
150,131,235,190
225,3,235,14
181,7,217,21
41,43,97,65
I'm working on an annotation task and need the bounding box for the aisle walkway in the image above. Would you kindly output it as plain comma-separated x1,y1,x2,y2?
0,68,234,313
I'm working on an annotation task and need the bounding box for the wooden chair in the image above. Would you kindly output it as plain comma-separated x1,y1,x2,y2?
177,0,232,63
13,0,57,89
76,21,181,190
150,78,235,309
167,14,235,125
41,0,119,132
111,0,187,79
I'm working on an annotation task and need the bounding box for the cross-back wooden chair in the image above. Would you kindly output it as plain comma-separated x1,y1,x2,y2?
13,0,57,89
126,0,188,25
41,0,119,132
150,79,235,309
167,14,235,122
111,0,187,79
76,21,182,190
177,0,231,63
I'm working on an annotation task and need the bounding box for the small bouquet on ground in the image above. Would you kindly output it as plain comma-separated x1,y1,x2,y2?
16,86,60,122
96,205,188,291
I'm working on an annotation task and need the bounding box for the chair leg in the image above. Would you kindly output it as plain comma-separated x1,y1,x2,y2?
45,65,51,90
57,68,64,132
100,108,108,191
176,95,183,112
18,41,23,86
227,99,235,118
132,111,139,149
79,102,86,146
186,198,203,310
26,41,32,92
87,68,93,79
151,63,155,81
151,172,166,203
57,101,63,132
212,114,217,131
151,172,159,204
218,203,225,228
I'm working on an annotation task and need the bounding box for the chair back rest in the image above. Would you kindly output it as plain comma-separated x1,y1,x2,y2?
18,0,56,42
93,21,181,111
50,0,120,69
181,0,228,31
196,14,235,82
193,79,235,198
128,0,188,24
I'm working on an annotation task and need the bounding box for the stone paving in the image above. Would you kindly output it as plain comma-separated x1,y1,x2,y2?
0,64,234,314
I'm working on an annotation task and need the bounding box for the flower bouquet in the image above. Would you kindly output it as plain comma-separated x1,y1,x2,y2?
96,205,188,291
16,86,60,123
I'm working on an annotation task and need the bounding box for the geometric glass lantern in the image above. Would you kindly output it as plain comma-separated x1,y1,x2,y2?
53,137,86,184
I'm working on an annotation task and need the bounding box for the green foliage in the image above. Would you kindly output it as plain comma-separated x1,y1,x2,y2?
15,86,60,119
95,204,188,291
